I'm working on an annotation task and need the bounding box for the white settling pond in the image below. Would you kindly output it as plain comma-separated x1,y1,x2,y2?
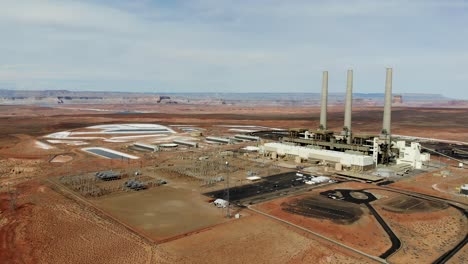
45,123,177,143
82,147,139,159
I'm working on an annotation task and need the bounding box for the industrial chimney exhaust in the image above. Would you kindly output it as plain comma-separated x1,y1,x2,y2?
382,68,392,137
343,69,353,144
319,71,328,130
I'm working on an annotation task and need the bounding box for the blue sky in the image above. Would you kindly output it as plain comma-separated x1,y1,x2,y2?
1,0,467,98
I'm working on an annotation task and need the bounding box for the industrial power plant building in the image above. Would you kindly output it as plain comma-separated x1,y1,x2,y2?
264,68,431,171
263,142,375,170
395,141,430,169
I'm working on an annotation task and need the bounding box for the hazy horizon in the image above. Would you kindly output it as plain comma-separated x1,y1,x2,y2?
0,88,452,101
1,1,468,98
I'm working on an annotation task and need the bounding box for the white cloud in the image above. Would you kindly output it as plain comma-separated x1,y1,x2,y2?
0,0,141,32
0,0,467,97
180,0,468,19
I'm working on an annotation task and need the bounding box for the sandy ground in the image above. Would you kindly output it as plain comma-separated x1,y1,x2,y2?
389,167,468,204
0,104,467,263
0,180,374,264
93,186,227,241
0,181,163,264
362,187,468,263
50,155,73,163
159,213,375,264
448,245,468,264
379,206,467,263
252,181,468,264
253,188,392,257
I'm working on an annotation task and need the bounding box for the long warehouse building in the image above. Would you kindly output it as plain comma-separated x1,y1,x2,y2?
234,134,260,141
133,142,158,152
173,139,199,148
205,136,233,144
263,142,374,170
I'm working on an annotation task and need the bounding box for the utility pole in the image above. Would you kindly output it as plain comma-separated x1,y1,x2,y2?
225,161,230,218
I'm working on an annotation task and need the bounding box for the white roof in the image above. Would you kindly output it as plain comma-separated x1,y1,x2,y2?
134,142,157,149
242,146,260,151
264,142,374,166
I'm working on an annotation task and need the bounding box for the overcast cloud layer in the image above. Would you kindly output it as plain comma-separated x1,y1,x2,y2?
1,0,467,98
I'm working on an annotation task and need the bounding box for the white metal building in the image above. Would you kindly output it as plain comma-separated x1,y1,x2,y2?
263,142,374,169
173,139,198,148
133,143,158,152
205,136,233,144
234,134,260,141
395,141,430,169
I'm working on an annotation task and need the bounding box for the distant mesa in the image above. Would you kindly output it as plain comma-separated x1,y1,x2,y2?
0,89,465,107
392,95,403,104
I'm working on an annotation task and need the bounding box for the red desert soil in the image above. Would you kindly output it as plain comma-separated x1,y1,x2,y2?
448,245,468,264
0,181,375,264
1,104,467,263
368,188,467,263
378,206,467,263
254,193,391,257
50,155,73,163
0,181,163,264
159,213,375,264
1,105,467,142
389,167,468,204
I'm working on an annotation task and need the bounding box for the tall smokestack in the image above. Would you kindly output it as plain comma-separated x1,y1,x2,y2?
343,69,353,144
382,68,392,136
319,71,328,130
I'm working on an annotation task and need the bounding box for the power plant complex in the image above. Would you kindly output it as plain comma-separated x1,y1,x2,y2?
4,1,468,261
262,68,430,171
14,66,465,264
